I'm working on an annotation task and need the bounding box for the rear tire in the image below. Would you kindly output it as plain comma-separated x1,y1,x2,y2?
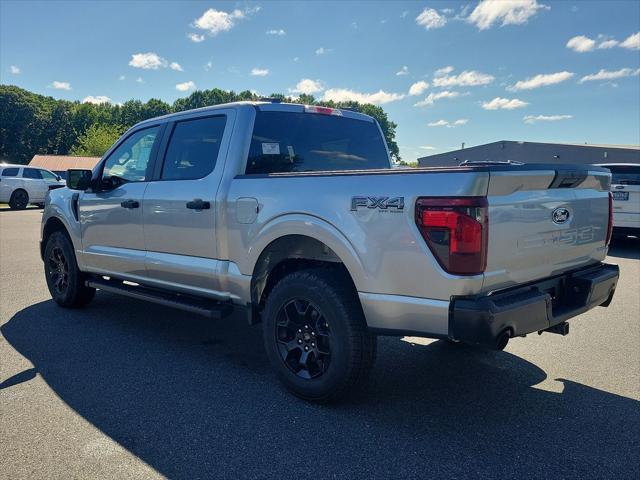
262,268,376,403
9,189,29,210
44,231,95,307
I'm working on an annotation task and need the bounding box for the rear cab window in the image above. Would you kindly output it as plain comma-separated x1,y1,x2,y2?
245,110,390,174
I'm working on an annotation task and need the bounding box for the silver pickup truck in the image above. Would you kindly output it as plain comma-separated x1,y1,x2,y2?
41,101,619,402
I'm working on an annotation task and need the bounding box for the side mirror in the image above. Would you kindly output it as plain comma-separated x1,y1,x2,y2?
56,175,62,181
66,169,93,190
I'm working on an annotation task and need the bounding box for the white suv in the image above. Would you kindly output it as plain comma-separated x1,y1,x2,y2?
0,163,65,210
597,163,640,238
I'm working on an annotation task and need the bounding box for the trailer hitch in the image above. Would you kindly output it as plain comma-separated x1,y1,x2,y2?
538,322,570,336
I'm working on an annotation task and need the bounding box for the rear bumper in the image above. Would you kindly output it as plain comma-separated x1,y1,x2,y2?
450,263,619,348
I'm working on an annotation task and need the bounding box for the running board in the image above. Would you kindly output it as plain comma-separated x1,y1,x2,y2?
86,277,233,319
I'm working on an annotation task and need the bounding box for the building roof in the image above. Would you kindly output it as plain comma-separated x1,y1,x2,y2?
489,140,640,151
29,155,101,171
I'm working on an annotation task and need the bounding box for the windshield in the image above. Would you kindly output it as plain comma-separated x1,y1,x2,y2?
245,111,390,174
606,165,640,185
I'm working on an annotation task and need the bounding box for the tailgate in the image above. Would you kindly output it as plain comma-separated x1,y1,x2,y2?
483,165,611,292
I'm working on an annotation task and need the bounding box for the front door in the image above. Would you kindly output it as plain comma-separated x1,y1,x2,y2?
79,125,162,278
142,112,232,293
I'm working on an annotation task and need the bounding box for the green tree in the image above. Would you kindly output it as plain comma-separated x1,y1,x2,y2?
0,84,401,164
70,124,125,157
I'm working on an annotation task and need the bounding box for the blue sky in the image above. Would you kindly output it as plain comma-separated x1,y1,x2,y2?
1,0,639,161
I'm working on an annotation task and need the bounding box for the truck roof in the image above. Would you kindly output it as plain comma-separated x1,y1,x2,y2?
135,101,375,129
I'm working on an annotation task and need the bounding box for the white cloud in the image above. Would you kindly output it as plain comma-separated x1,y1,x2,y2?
266,29,286,36
414,90,460,107
416,8,447,29
250,67,269,77
482,97,529,110
136,77,144,83
176,81,196,92
396,66,409,76
509,71,574,90
598,39,619,49
523,114,572,124
566,35,621,52
129,52,167,69
322,88,405,105
50,81,71,90
129,52,183,72
408,81,429,96
419,145,438,150
435,66,454,76
191,7,256,36
82,95,111,104
10,65,20,74
578,67,640,83
432,69,495,87
620,32,640,50
468,0,549,30
315,47,331,55
188,33,205,43
566,35,596,52
427,118,468,127
289,78,324,95
118,75,125,80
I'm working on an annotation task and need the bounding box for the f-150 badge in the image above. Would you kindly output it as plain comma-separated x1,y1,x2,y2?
351,196,404,212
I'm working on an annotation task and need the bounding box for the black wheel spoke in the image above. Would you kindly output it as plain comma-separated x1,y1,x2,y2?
275,298,331,379
47,246,70,294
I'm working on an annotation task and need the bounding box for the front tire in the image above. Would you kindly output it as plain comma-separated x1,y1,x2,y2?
262,268,376,403
44,231,95,307
9,189,29,210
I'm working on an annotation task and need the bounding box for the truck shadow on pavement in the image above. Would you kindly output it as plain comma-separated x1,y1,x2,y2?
2,295,639,479
608,236,640,260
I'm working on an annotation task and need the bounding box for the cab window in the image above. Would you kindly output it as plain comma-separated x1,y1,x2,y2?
102,126,160,182
161,116,226,181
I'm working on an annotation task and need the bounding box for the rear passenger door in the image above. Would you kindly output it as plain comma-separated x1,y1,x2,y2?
142,110,234,292
21,168,47,202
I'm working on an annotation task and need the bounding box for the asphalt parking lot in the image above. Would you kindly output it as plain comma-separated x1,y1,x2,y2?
1,208,639,479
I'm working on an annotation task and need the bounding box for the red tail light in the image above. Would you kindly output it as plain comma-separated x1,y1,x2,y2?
304,105,343,116
606,192,613,245
415,197,488,275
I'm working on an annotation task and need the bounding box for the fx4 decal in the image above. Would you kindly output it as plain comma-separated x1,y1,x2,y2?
351,196,405,212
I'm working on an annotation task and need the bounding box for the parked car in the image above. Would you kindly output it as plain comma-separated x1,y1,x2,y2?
0,163,65,209
596,163,640,238
41,102,619,402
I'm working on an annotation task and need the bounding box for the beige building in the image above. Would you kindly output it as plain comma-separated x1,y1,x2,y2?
29,155,101,178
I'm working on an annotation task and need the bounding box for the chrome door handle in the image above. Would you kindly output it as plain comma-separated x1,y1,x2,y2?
120,199,139,209
186,199,210,210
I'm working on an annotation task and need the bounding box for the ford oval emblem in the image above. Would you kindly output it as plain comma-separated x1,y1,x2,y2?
552,207,570,224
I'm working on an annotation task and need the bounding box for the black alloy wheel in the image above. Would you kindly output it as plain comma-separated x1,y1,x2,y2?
47,246,70,295
275,298,331,379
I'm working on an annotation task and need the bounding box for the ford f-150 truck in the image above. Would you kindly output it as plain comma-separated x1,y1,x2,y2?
41,101,619,402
